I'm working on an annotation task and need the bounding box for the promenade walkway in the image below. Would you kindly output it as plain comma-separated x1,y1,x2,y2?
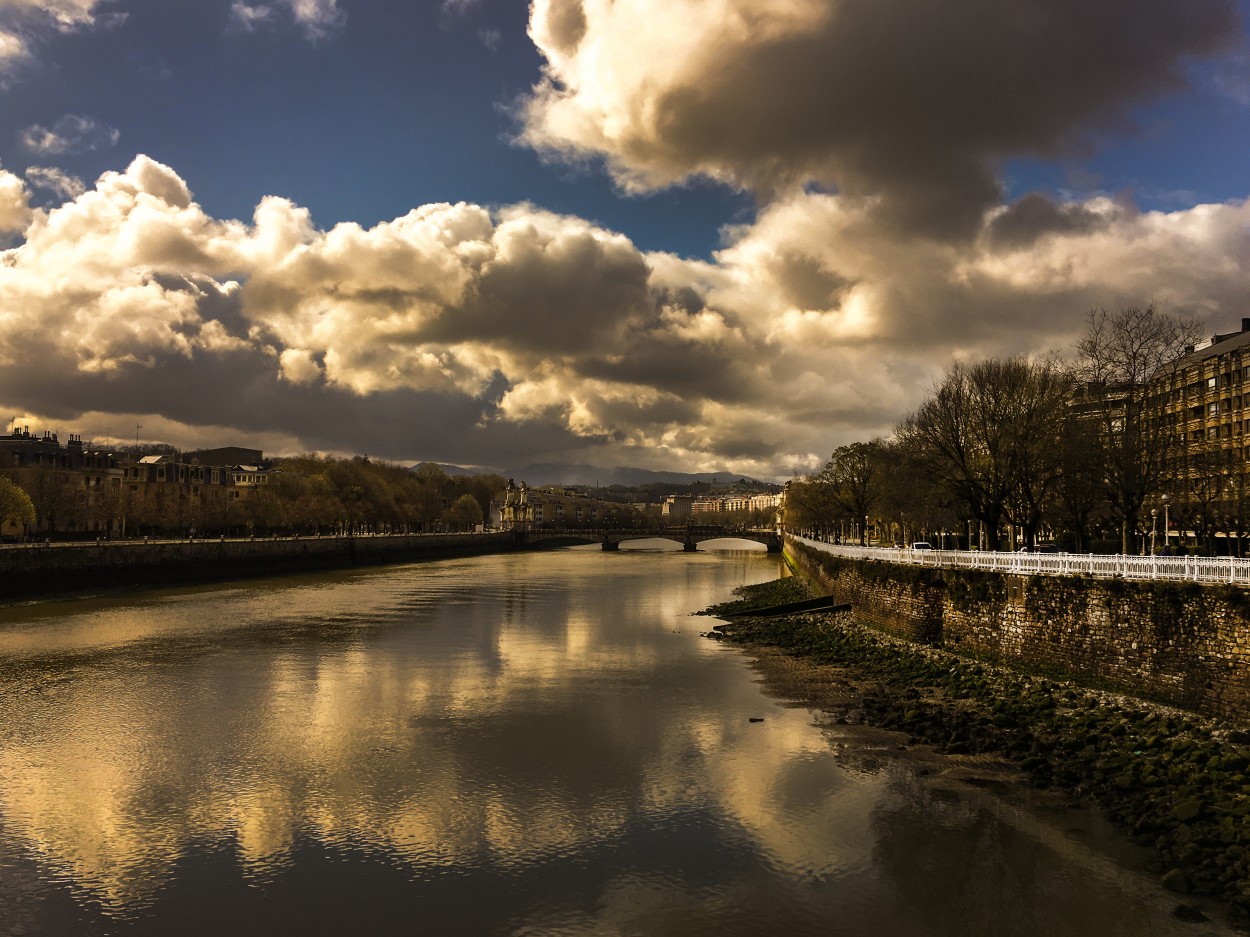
793,535,1250,585
0,530,486,549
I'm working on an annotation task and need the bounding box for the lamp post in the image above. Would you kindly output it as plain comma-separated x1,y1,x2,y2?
864,515,869,547
1151,508,1158,555
1162,494,1170,553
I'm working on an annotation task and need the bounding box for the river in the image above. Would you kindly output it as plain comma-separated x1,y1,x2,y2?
0,543,1232,936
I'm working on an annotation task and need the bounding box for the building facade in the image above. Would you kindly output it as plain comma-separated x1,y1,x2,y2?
496,480,640,529
0,426,268,538
1148,319,1250,541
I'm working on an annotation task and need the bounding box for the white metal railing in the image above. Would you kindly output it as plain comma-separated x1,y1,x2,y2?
792,535,1250,585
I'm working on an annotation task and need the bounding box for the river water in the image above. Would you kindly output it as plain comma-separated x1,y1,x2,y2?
0,544,1231,936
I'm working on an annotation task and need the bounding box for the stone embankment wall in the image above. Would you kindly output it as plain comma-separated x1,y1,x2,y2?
786,537,1250,722
0,532,519,600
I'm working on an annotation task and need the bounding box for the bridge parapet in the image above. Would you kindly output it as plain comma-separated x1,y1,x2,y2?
515,527,782,552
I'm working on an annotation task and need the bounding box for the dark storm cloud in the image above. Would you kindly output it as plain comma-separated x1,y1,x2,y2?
986,193,1121,250
438,220,655,355
523,0,1239,236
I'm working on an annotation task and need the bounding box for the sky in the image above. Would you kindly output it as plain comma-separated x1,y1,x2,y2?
1,0,1250,479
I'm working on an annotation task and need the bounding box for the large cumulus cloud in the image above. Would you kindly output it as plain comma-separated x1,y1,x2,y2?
4,155,1250,476
519,0,1238,236
0,166,31,234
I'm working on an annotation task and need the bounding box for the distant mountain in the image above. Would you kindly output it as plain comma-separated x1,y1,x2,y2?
409,461,768,487
499,464,764,488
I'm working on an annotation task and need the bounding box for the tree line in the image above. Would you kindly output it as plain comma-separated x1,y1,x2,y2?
1,456,504,540
785,305,1245,555
242,458,497,536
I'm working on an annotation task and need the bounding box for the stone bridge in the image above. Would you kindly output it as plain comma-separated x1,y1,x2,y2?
514,525,782,553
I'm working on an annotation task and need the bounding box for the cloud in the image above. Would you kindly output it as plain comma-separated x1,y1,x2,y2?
229,0,344,40
0,28,31,73
0,166,31,234
23,165,85,200
0,0,122,81
478,28,501,51
20,114,119,156
228,2,274,32
3,155,1250,476
1212,49,1250,104
518,0,1239,237
282,0,344,39
984,192,1122,251
4,0,109,31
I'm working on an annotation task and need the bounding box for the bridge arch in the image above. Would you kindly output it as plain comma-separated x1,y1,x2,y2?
689,537,770,551
513,527,782,553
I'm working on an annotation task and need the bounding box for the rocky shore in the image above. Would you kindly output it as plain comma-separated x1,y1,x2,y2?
703,578,1250,928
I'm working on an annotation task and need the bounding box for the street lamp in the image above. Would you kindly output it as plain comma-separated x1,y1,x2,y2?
1151,508,1158,555
1162,494,1171,553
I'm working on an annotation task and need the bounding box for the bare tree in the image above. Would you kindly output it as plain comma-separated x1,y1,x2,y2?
820,440,888,544
1000,363,1072,547
782,474,839,540
899,357,1068,550
1073,305,1201,553
1048,409,1106,551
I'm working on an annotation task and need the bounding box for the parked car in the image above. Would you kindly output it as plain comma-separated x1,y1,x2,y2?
911,541,933,550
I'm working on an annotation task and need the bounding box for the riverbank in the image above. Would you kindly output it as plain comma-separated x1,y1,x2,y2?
0,532,522,601
704,580,1250,929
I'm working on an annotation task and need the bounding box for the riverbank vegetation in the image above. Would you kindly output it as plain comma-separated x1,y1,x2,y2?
786,305,1250,556
710,605,1250,926
3,456,506,540
220,457,499,536
700,576,814,616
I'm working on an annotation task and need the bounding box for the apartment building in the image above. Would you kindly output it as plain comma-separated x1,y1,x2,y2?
497,480,625,529
0,427,267,537
1147,319,1250,530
